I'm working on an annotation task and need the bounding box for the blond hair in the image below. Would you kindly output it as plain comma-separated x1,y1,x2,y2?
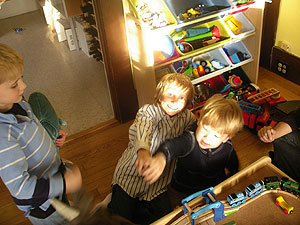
0,43,24,84
198,94,243,138
154,73,195,109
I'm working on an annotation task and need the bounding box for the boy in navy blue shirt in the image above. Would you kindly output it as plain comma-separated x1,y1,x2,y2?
142,94,243,196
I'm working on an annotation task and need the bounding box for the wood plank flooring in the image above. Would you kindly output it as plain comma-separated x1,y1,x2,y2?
1,67,299,225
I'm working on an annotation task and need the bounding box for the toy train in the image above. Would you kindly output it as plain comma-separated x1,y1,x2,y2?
280,177,300,195
264,176,280,190
264,176,300,195
227,180,264,207
227,176,300,208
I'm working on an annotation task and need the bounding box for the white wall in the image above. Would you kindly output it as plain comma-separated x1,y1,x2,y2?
0,0,39,19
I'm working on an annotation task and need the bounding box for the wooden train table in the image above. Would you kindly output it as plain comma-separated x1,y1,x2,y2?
152,156,300,225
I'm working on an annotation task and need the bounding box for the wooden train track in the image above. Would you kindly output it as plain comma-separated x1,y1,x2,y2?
168,189,300,225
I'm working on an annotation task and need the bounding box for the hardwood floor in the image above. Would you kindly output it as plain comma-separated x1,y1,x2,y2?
1,67,300,225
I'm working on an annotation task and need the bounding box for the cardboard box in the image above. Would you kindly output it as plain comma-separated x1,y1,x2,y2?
75,19,91,57
54,20,66,42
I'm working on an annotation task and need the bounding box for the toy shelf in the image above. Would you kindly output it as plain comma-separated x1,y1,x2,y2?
191,58,253,85
155,31,255,70
122,0,265,107
135,1,257,36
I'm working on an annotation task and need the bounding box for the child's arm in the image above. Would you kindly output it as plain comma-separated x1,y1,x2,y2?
142,131,194,183
133,105,157,175
64,163,82,194
156,130,195,161
258,122,292,143
0,140,81,206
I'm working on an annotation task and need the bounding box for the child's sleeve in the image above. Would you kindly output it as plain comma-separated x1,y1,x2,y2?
187,120,198,132
133,105,156,152
226,147,239,176
155,130,195,163
0,139,64,206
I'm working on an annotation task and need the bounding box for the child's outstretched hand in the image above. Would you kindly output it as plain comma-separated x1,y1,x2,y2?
56,130,67,147
135,149,152,176
142,153,166,184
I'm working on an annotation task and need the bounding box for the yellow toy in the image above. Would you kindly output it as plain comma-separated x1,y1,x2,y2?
275,196,294,215
224,15,242,35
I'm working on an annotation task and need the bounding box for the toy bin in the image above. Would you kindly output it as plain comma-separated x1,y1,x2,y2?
223,12,255,39
155,66,174,83
191,48,232,83
163,0,232,23
228,0,256,8
170,47,231,83
190,74,227,111
171,18,231,56
128,0,178,29
222,40,252,66
222,67,252,87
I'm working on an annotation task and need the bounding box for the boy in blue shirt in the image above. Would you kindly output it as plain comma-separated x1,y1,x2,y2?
0,43,82,224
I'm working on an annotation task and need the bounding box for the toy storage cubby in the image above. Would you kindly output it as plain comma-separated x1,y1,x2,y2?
170,47,232,84
223,12,255,39
122,0,266,108
171,18,232,56
164,0,232,24
223,40,253,66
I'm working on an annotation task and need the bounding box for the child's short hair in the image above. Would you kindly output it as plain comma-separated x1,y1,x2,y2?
198,94,243,138
154,73,195,109
0,43,24,84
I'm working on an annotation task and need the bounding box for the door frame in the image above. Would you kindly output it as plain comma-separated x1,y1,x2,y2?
260,0,281,69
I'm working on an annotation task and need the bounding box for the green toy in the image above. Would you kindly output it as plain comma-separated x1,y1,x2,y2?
181,26,220,42
28,92,66,143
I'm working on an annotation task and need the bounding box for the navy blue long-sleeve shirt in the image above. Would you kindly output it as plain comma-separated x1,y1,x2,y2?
282,107,300,132
156,126,239,195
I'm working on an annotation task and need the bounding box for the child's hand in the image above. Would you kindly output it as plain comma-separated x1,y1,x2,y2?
258,126,275,143
64,165,82,194
142,153,166,184
56,130,67,147
135,149,151,176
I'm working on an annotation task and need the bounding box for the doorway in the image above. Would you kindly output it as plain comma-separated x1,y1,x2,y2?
0,10,114,135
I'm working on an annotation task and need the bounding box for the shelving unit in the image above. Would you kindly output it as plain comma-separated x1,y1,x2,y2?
122,0,265,108
85,0,264,122
77,0,104,62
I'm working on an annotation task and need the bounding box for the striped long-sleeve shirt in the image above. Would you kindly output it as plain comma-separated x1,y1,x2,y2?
0,100,64,215
112,104,196,201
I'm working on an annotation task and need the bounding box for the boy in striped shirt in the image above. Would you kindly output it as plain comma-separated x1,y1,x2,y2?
0,43,82,224
108,73,196,224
